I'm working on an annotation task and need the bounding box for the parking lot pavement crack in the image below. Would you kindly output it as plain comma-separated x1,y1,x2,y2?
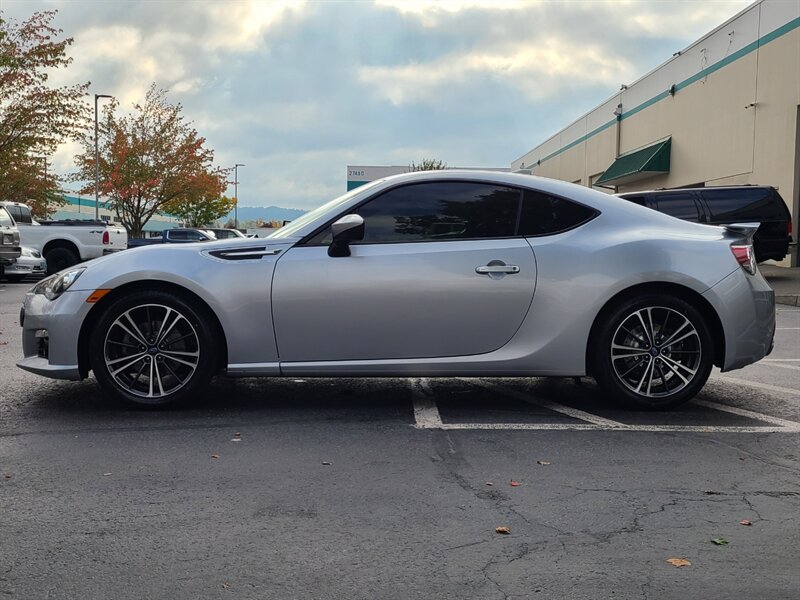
479,553,514,600
740,493,767,523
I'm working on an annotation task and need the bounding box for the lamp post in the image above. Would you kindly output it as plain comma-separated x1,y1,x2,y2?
37,156,47,216
234,163,245,229
94,93,113,221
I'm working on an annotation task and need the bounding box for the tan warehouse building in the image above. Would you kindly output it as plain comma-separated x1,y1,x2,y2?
512,0,799,266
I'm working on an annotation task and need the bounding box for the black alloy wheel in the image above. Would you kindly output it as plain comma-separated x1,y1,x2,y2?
89,290,218,407
592,295,713,410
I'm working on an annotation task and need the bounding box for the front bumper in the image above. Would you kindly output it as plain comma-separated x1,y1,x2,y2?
703,267,775,372
16,290,93,381
5,257,46,276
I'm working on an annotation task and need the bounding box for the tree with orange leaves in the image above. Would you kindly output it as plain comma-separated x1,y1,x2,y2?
74,85,228,237
0,11,89,217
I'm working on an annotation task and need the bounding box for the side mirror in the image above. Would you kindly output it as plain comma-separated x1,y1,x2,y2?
328,214,364,257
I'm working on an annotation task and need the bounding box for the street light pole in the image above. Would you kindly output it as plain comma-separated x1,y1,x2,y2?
94,94,113,221
234,163,245,229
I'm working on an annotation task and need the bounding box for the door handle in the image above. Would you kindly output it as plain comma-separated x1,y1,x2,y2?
476,265,520,275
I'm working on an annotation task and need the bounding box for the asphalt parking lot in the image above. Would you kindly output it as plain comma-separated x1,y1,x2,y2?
1,277,799,599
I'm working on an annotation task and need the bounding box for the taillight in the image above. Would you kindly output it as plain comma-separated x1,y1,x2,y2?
731,244,756,275
788,217,793,236
102,230,109,245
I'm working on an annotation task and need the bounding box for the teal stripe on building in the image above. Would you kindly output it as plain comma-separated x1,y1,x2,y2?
533,16,800,167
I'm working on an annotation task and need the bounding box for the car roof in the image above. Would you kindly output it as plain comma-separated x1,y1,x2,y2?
618,185,774,197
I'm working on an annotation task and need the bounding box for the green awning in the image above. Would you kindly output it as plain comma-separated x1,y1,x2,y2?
596,138,671,186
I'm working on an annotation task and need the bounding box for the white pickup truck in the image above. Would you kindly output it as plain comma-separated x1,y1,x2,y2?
0,201,128,275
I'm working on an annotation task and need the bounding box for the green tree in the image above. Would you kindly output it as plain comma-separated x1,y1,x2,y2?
0,11,89,215
73,85,225,238
163,186,235,228
409,158,447,171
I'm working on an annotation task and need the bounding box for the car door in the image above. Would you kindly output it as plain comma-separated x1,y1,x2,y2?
271,181,537,362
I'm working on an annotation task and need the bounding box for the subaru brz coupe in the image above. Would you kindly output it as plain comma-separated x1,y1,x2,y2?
18,171,775,409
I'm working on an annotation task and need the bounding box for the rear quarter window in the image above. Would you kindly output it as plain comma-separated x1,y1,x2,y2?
519,191,597,236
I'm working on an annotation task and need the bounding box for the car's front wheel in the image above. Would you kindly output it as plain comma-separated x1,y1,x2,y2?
89,290,218,407
592,295,713,410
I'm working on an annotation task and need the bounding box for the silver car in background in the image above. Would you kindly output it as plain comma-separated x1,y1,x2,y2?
17,171,775,410
2,246,47,282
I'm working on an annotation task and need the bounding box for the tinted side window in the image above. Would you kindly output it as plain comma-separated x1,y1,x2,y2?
518,191,596,236
702,188,778,220
168,230,186,241
12,205,32,224
655,193,700,221
356,182,521,243
621,195,647,207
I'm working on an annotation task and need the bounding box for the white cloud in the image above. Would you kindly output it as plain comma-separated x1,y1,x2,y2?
359,38,634,105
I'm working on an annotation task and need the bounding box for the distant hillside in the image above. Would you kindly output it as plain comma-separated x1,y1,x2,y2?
224,205,306,223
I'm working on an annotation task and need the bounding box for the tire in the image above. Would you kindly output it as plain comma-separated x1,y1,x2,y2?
45,247,79,275
89,290,218,407
591,294,713,410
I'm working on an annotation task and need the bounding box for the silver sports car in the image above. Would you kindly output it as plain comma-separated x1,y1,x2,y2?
17,171,775,409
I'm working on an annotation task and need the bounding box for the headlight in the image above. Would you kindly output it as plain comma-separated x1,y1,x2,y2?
33,267,85,301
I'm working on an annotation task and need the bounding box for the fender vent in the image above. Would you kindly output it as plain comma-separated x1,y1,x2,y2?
206,246,282,261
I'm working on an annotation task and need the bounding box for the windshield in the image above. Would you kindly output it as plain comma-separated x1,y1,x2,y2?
268,179,386,239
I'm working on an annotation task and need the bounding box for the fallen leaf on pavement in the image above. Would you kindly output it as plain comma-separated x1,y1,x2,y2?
495,526,511,534
537,460,551,465
322,461,331,466
222,582,229,589
230,438,241,442
103,473,112,476
666,558,691,568
485,482,494,486
711,538,729,545
4,474,11,479
211,454,220,459
704,491,722,495
510,480,521,487
739,520,752,526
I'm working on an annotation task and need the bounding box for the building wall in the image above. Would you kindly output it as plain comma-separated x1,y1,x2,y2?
512,0,800,265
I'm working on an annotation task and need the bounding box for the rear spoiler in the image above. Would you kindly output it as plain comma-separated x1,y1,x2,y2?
723,222,759,244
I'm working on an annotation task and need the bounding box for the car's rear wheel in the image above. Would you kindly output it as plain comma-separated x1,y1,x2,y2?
592,295,713,410
89,290,217,407
45,247,79,274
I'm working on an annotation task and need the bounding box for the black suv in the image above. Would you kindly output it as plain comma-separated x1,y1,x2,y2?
617,186,793,262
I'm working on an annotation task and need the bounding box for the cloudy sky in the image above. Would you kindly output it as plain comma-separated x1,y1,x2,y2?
4,0,751,210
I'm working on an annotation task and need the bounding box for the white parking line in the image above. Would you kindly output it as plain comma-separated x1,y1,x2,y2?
463,379,628,428
409,377,800,433
768,363,800,371
410,378,443,428
693,399,800,431
710,374,800,400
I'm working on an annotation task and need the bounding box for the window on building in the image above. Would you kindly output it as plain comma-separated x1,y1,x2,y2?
590,173,613,195
100,215,110,222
